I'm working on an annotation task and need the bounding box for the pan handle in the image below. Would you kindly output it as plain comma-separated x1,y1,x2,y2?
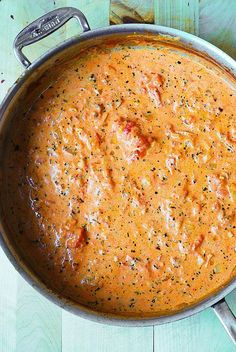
213,298,236,345
13,7,90,68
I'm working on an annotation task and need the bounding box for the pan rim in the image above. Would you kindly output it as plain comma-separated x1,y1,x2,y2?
0,23,235,326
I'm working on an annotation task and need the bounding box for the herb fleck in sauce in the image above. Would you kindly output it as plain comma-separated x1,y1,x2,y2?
5,39,236,315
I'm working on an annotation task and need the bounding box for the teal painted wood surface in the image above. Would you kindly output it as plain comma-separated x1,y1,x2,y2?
0,1,235,351
62,313,153,352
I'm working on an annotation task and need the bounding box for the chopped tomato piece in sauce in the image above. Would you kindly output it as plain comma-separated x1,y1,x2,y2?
5,37,236,315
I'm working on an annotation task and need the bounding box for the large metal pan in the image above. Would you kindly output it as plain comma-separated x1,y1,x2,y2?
0,7,235,344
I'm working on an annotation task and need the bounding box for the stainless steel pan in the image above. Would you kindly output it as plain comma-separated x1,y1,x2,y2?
0,6,235,343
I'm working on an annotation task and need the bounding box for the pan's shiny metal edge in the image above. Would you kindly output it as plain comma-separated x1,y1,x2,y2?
0,7,235,341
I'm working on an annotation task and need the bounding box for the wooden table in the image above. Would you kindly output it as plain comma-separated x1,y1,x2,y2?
0,1,235,351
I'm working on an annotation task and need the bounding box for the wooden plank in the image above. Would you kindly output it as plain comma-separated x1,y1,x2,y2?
0,248,17,352
62,313,154,352
0,2,235,352
0,0,25,101
199,0,236,59
0,1,65,351
0,2,28,351
154,308,236,352
0,0,112,351
110,0,154,24
72,0,110,28
154,0,199,35
16,277,61,352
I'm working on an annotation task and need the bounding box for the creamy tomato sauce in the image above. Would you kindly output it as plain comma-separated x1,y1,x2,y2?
4,38,236,315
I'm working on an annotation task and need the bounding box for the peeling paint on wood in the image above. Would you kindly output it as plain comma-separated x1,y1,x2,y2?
110,0,154,24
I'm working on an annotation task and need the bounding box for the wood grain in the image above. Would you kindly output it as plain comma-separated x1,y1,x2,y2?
0,1,66,351
16,277,61,352
0,11,22,352
0,248,17,352
110,0,154,24
199,0,236,59
13,3,64,350
0,1,25,101
154,0,199,35
154,308,236,352
62,312,153,352
0,1,235,352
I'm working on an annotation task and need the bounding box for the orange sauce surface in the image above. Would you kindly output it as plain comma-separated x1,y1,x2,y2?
5,39,236,315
